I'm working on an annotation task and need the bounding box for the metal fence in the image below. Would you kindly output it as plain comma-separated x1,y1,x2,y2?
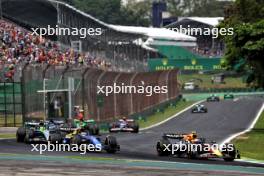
0,82,22,127
22,64,180,122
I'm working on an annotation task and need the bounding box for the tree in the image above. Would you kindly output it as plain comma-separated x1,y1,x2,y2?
63,0,231,26
188,0,232,17
167,0,232,17
70,0,151,26
72,0,123,24
120,0,152,26
166,0,186,17
220,0,264,87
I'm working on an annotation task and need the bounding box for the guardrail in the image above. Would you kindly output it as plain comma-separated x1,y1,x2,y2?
128,96,182,122
183,91,264,101
181,87,264,94
81,96,183,132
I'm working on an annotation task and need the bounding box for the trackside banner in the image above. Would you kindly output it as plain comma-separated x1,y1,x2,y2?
148,58,226,71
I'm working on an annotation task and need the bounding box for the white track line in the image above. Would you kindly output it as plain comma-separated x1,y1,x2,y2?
140,100,204,131
220,102,264,164
237,158,264,165
221,102,264,145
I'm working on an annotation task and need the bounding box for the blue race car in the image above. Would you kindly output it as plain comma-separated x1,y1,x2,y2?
62,129,120,153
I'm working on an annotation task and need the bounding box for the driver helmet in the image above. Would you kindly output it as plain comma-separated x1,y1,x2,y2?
122,116,127,121
191,131,197,139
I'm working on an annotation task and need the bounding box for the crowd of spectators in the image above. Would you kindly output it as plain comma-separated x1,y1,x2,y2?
191,46,224,58
182,46,224,58
0,19,112,82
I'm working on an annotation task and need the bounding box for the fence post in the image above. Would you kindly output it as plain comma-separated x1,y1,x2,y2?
130,73,138,114
13,81,15,126
62,65,70,90
96,71,106,121
81,67,89,117
21,63,29,125
42,64,50,79
114,73,122,118
166,69,172,101
4,82,7,127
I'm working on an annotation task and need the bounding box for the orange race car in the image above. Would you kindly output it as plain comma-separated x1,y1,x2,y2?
156,132,240,161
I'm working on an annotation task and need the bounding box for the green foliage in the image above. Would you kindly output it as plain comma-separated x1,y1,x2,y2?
167,0,232,17
220,0,264,87
121,0,151,26
72,0,122,24
70,0,150,26
138,100,195,129
233,110,264,160
60,0,232,26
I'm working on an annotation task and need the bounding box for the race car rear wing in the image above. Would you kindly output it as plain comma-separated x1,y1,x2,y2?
24,121,40,127
163,133,185,139
118,119,134,122
59,127,80,132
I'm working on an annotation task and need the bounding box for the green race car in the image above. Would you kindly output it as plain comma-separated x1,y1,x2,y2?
224,94,234,100
73,119,100,135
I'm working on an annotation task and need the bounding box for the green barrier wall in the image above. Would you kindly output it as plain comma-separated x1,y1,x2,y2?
148,58,225,71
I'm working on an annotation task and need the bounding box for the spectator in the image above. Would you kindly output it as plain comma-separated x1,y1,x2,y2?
54,96,62,117
0,19,112,81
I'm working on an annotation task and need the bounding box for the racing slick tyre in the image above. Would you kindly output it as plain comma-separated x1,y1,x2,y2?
108,123,116,133
60,131,68,138
108,128,114,133
132,123,139,133
203,108,208,113
105,135,118,153
88,125,99,135
50,133,62,143
156,138,171,156
16,127,26,142
187,151,199,159
222,143,237,162
94,125,100,135
24,129,34,144
71,135,82,146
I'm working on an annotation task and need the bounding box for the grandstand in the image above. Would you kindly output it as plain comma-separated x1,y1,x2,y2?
0,0,186,125
166,17,225,58
1,0,198,73
2,0,148,72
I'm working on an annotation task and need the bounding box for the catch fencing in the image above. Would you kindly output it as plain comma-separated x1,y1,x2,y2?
22,64,180,122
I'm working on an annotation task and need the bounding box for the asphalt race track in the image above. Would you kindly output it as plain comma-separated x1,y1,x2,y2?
0,97,263,168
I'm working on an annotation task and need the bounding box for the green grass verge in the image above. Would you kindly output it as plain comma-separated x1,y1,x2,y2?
232,110,264,160
0,133,16,138
0,115,22,127
138,100,195,129
178,74,246,89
